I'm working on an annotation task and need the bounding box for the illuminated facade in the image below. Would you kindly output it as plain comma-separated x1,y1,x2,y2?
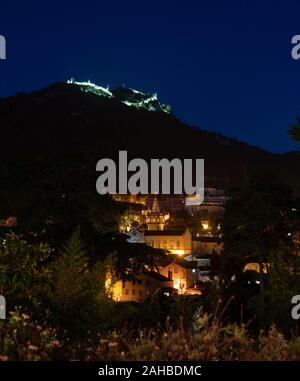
159,259,199,294
185,188,227,215
143,195,169,231
67,79,171,114
109,272,173,301
108,258,200,301
144,227,192,255
112,194,146,205
243,263,269,274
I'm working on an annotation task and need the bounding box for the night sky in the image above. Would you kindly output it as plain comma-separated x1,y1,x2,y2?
1,0,300,153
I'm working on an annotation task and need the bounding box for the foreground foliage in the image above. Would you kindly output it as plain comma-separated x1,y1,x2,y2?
1,310,300,361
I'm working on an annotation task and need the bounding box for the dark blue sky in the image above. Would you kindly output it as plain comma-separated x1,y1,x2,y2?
0,0,300,152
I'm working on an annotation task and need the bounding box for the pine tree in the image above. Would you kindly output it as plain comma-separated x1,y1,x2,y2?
48,229,105,339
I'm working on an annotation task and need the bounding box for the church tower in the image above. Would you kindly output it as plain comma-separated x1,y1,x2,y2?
144,195,169,231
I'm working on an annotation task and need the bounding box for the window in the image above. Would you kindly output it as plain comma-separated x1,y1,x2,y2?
174,265,178,273
145,279,150,286
137,279,143,285
125,289,129,295
177,241,180,248
199,259,210,266
139,290,143,296
132,289,136,295
170,240,174,249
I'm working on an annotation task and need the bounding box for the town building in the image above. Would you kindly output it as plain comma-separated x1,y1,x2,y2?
109,271,173,302
112,194,146,205
142,195,169,230
146,194,185,213
185,188,228,215
144,227,192,255
185,252,220,283
159,258,200,294
192,236,223,255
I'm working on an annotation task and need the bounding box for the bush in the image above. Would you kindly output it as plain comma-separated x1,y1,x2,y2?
0,310,64,361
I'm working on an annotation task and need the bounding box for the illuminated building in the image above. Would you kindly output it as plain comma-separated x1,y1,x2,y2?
159,258,199,294
143,195,169,231
146,194,185,213
67,79,171,114
108,272,173,302
185,188,228,215
112,194,146,205
243,263,269,274
144,227,192,255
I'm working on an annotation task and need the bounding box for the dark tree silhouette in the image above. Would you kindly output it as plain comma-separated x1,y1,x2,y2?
221,173,295,326
290,118,300,142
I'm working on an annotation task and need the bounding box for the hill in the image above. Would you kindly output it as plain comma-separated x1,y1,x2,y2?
0,81,299,192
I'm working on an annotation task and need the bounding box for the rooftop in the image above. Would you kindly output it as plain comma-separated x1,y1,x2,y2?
143,271,171,282
144,229,186,236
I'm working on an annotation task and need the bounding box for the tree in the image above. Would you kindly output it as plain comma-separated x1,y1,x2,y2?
221,173,295,326
0,232,52,314
290,118,300,142
99,232,166,285
48,229,109,339
262,249,299,333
